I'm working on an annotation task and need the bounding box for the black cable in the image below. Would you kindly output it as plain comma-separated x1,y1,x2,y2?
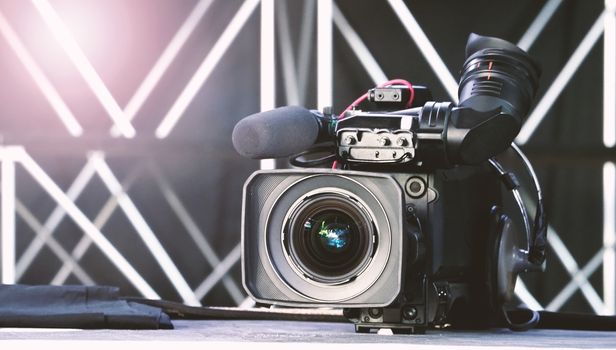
536,311,616,331
488,158,532,252
511,143,547,265
289,145,336,168
529,200,547,265
501,307,540,332
127,298,347,323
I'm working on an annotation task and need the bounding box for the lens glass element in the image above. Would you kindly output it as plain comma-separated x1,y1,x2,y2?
285,193,375,284
308,211,353,251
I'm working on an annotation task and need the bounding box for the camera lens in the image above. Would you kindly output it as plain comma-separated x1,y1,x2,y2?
285,193,376,284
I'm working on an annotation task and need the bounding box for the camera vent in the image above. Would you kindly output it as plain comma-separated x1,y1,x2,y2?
471,80,503,97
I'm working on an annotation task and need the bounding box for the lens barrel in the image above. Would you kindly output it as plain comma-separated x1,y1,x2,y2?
285,193,376,284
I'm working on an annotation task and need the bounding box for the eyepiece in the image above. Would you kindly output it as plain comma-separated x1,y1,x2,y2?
431,34,542,165
458,33,541,123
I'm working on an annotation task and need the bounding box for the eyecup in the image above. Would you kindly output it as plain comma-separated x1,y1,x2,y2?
465,33,528,59
459,33,541,122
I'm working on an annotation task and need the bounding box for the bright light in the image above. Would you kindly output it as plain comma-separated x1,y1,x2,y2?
14,200,95,285
1,153,16,284
260,0,276,171
276,0,299,105
0,11,82,137
156,0,260,139
517,0,562,52
260,0,275,105
90,154,201,306
332,3,388,85
604,161,616,314
546,227,605,313
152,167,244,304
517,13,605,145
387,0,459,102
317,0,332,110
194,244,241,299
604,0,616,147
514,278,543,310
15,157,97,280
31,0,135,138
12,146,158,298
112,0,215,137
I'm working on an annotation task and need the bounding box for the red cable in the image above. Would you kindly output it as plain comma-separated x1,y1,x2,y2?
337,79,415,119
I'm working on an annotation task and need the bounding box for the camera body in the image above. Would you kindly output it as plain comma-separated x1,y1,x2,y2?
234,34,545,333
242,166,501,333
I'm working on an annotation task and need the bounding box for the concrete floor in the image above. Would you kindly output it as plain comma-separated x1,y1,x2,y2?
1,320,616,349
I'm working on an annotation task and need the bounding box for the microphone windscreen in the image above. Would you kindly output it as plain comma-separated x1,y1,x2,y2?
232,106,320,159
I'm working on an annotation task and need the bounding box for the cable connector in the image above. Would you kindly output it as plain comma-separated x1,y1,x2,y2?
500,172,520,190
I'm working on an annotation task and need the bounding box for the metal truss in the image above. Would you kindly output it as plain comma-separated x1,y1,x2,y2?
0,0,614,313
0,146,245,306
0,10,82,137
0,0,259,306
31,0,135,138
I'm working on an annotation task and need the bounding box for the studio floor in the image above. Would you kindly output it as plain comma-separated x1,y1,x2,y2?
1,320,616,349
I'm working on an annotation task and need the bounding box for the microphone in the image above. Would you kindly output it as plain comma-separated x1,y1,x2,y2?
232,106,331,159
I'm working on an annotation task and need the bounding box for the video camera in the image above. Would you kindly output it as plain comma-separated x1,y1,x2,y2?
232,33,546,334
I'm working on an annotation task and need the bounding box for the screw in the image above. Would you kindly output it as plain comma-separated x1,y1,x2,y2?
406,205,415,214
374,151,380,158
363,316,370,322
396,137,407,146
377,137,390,146
368,308,382,318
403,306,418,320
344,135,356,145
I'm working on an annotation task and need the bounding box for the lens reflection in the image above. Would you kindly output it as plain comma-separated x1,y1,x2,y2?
286,193,375,284
309,215,352,253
